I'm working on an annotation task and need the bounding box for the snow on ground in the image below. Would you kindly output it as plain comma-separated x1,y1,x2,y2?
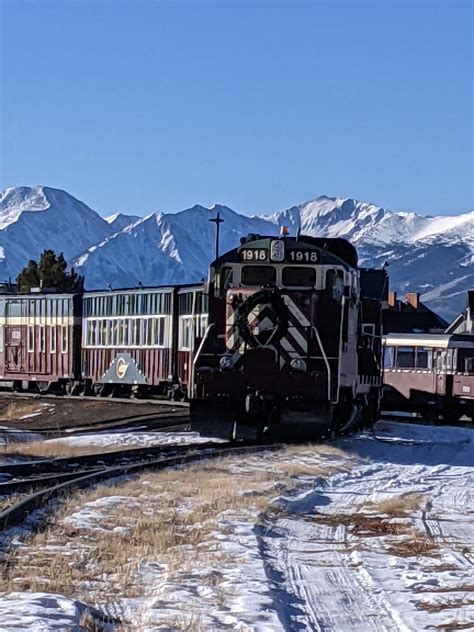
0,420,472,631
0,593,115,632
45,429,224,449
0,426,43,448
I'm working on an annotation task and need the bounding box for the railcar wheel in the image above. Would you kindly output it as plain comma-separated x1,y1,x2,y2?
93,383,104,397
442,408,463,424
423,408,440,425
37,382,50,395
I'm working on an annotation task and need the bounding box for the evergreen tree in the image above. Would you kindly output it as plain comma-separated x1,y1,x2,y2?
17,260,40,292
16,250,84,292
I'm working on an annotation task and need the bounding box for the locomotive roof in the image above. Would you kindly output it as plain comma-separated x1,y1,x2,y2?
214,234,358,268
383,332,474,349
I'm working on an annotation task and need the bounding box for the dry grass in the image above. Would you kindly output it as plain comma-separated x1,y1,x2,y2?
417,595,474,613
362,492,424,517
0,493,29,513
386,532,438,558
435,621,474,631
0,444,356,628
308,511,412,537
2,449,348,606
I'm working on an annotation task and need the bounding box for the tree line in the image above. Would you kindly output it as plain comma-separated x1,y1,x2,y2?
16,250,84,292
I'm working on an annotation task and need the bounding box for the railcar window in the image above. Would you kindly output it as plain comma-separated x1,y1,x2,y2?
50,326,56,353
415,348,430,369
61,325,68,353
40,326,46,353
27,326,34,353
179,316,194,350
384,346,395,368
241,266,276,286
396,346,415,368
282,267,316,287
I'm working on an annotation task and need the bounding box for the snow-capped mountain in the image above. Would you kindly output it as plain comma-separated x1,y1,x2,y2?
1,186,472,321
0,186,113,278
104,212,140,232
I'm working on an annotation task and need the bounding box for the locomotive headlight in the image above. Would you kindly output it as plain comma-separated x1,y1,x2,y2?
290,358,307,372
219,355,233,370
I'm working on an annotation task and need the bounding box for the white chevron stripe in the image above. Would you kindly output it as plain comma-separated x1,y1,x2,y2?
283,295,310,327
280,336,300,358
287,325,308,352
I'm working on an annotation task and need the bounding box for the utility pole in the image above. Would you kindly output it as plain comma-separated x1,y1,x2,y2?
209,211,224,260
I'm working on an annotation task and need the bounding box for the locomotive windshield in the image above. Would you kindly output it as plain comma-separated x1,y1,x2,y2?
282,266,316,287
241,266,276,286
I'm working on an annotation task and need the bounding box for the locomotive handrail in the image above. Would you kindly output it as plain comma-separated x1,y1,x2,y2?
190,323,215,397
193,323,215,369
310,325,333,402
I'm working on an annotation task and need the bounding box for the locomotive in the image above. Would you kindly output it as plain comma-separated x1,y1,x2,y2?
190,231,386,440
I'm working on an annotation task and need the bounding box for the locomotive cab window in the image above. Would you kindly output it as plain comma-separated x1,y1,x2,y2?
282,266,316,287
241,265,276,286
326,270,344,302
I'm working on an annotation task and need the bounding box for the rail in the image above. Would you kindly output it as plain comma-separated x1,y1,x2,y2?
0,441,280,531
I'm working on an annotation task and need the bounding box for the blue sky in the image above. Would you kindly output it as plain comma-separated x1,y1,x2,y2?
1,0,472,217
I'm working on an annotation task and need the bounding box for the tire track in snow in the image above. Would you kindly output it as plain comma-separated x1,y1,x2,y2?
257,423,474,631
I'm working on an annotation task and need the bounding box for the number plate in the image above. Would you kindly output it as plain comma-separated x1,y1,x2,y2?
240,248,269,262
287,249,319,263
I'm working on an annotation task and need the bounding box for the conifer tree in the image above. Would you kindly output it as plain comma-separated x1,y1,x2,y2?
16,250,84,292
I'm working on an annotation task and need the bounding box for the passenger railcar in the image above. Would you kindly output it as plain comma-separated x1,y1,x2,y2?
190,232,385,440
81,284,205,397
383,333,474,422
0,292,82,393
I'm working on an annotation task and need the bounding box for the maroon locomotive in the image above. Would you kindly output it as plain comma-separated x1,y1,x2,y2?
190,232,386,440
383,333,474,423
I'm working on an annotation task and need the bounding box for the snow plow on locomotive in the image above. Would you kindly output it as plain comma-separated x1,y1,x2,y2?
190,232,386,440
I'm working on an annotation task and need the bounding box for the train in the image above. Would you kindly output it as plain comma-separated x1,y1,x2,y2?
189,232,387,440
2,230,470,437
0,284,206,400
383,332,474,423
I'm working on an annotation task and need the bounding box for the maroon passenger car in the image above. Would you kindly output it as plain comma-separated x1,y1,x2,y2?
0,292,82,393
81,284,206,397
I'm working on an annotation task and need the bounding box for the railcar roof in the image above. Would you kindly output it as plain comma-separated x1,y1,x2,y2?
83,282,204,296
383,333,474,349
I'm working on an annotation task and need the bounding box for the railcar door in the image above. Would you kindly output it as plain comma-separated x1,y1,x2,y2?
5,326,26,373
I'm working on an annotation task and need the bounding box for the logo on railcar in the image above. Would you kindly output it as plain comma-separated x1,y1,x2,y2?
115,356,130,379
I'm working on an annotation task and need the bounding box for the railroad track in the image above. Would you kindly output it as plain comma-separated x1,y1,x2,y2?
0,407,190,439
0,441,280,531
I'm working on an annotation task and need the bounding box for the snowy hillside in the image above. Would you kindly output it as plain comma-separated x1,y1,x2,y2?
0,187,113,279
1,187,472,320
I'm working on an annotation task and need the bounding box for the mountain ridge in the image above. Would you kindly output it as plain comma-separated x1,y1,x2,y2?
1,185,472,321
